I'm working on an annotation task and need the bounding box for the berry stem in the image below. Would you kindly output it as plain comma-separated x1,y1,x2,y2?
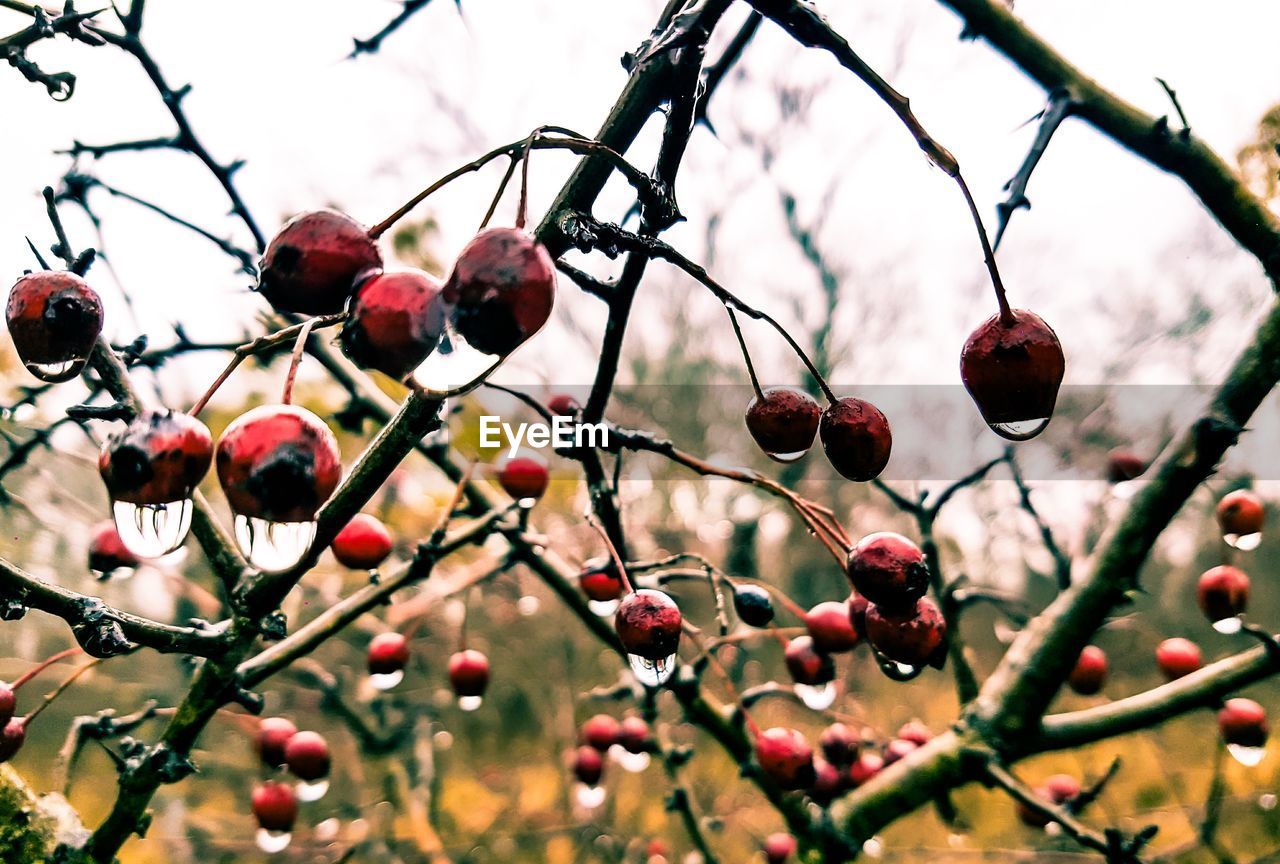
478,156,520,233
8,647,82,691
280,317,317,406
515,129,541,231
585,511,635,594
954,173,1014,326
726,306,765,402
22,658,101,727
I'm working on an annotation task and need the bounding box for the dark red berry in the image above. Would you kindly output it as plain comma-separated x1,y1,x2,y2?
284,730,330,781
746,386,821,462
819,723,859,767
0,683,13,728
255,717,297,768
216,405,342,522
1219,698,1269,748
848,593,869,635
367,632,410,675
0,717,26,763
340,269,444,379
88,521,139,577
332,513,394,569
6,271,103,382
809,759,846,805
252,780,298,832
819,397,891,481
848,751,884,787
805,600,861,654
1107,449,1146,483
617,716,650,754
882,738,917,765
615,590,682,660
1068,645,1107,696
448,649,490,698
498,453,549,501
548,394,580,416
258,210,382,315
960,309,1065,440
864,597,948,669
572,744,605,786
763,833,797,864
442,227,556,358
1156,638,1203,681
755,726,816,791
846,533,928,611
1197,565,1250,625
99,411,213,506
784,636,835,686
579,560,624,603
1217,489,1265,536
733,584,775,627
580,714,621,752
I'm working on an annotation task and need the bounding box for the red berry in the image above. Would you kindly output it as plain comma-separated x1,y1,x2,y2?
367,632,410,675
443,227,556,358
1068,645,1108,696
763,833,797,864
864,597,948,670
579,560,624,603
498,453,550,501
745,386,821,462
897,721,931,747
804,600,861,654
88,521,140,576
809,758,846,805
448,649,490,698
548,394,580,416
258,210,382,315
848,751,884,787
0,683,13,728
784,636,835,687
340,269,444,379
819,723,859,767
216,405,342,522
755,727,815,791
0,717,26,763
332,513,394,569
572,744,605,786
1107,449,1146,483
1219,698,1269,748
1217,489,1265,536
1016,774,1080,827
646,838,669,858
252,780,298,832
255,717,298,768
1197,565,1250,625
615,590,682,661
284,730,331,781
617,716,650,754
846,533,928,612
819,397,892,481
1155,638,1203,681
6,271,103,382
99,411,213,505
882,738,917,765
961,308,1065,440
580,714,621,751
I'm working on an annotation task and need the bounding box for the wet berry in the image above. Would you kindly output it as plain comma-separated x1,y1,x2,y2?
284,730,331,781
258,210,382,315
805,600,861,653
332,513,394,569
1219,698,1269,748
1107,449,1146,483
617,716,650,754
755,726,816,791
864,597,948,670
88,521,139,577
99,411,213,505
339,269,444,379
1016,774,1080,827
367,632,410,675
961,309,1065,440
581,715,621,752
784,636,835,686
443,227,556,358
548,394,580,416
882,738,917,765
1197,565,1250,625
1217,489,1265,537
572,745,605,786
498,452,550,501
763,833,797,864
579,560,624,603
252,780,298,832
819,723,859,767
6,271,103,382
732,584,775,627
0,717,26,763
848,751,884,787
809,759,846,805
216,404,342,522
1067,645,1108,696
745,386,821,462
819,397,891,481
448,649,490,698
615,590,682,661
846,533,928,612
897,721,931,746
255,717,298,768
1155,637,1203,681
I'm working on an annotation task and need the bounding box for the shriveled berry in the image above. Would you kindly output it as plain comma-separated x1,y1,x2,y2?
258,210,382,315
746,386,821,461
846,533,928,612
332,513,394,569
819,397,891,481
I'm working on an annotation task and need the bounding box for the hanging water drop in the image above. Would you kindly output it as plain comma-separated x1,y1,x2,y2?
609,745,651,773
877,658,923,682
765,449,807,463
113,499,193,559
574,782,606,810
1111,480,1140,500
1225,532,1263,551
1229,743,1267,767
862,837,884,858
296,779,329,802
794,682,837,710
255,829,292,853
1044,822,1063,836
1259,793,1277,810
517,595,540,616
25,359,83,382
234,516,316,573
588,598,620,617
458,695,483,712
628,653,677,688
988,418,1050,441
1213,616,1244,635
413,325,502,396
370,670,404,691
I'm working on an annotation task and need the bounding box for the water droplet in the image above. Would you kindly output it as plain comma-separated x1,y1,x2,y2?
517,496,537,510
25,359,83,383
1260,793,1278,810
255,828,292,853
458,695,483,712
370,670,404,691
1112,480,1140,500
877,658,923,681
517,595,540,616
609,746,651,773
862,837,884,858
1229,743,1267,767
1213,616,1244,635
628,653,677,687
314,818,340,841
96,566,136,582
765,449,807,463
794,682,837,710
413,326,502,396
234,516,316,573
575,782,607,809
947,834,966,848
296,779,329,802
113,499,193,559
1044,822,1063,836
1226,532,1263,551
988,418,1050,441
588,598,620,617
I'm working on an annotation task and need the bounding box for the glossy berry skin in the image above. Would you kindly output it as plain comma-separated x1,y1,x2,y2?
443,227,556,357
255,717,297,768
6,271,103,381
755,727,816,791
615,590,682,660
580,714,620,751
0,684,13,728
1017,774,1080,827
846,533,928,612
284,730,331,781
0,718,26,763
848,751,884,787
882,738,917,765
1219,698,1269,747
733,584,775,627
617,716,650,754
1107,449,1146,483
332,513,394,569
88,521,139,576
745,386,822,460
340,269,444,379
805,600,861,653
99,411,213,505
763,833,797,864
367,632,410,675
572,745,604,786
784,636,836,686
1217,489,1265,536
548,394,580,416
448,649,490,698
897,721,931,747
819,723,859,767
960,309,1065,440
1156,638,1203,681
216,405,341,522
579,560,623,603
865,597,948,669
498,453,550,501
257,210,382,315
252,780,299,832
1068,645,1108,696
1197,565,1250,624
819,397,892,481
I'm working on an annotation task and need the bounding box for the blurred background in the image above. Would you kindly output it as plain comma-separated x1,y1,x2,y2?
2,1,1280,861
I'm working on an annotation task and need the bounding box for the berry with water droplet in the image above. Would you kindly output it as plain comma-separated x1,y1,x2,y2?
258,210,382,315
579,560,623,603
252,780,298,832
448,649,490,698
764,833,797,864
88,521,139,577
572,744,604,786
1107,449,1146,483
864,597,948,670
340,269,444,379
819,723,859,767
805,600,861,653
367,632,410,675
617,716,650,754
284,730,330,782
961,309,1064,440
756,727,816,791
99,411,213,506
498,452,549,502
615,590,681,663
746,386,821,462
1218,489,1264,537
217,405,341,522
819,397,892,481
1220,698,1269,748
331,513,393,569
581,715,620,751
1198,565,1250,629
1155,637,1203,681
255,717,297,768
6,271,103,382
731,583,774,627
784,636,835,686
443,227,555,358
1068,645,1108,695
846,533,928,612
